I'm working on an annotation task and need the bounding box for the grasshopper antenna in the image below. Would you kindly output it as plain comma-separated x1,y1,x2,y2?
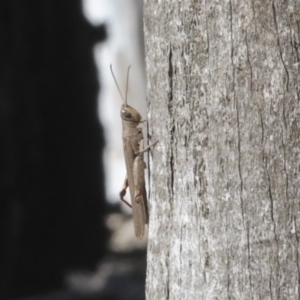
125,65,131,106
110,64,126,105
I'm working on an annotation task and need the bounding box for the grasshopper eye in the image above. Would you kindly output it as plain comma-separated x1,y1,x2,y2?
121,110,132,119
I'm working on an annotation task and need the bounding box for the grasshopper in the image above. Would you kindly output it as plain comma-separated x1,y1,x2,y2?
110,64,157,239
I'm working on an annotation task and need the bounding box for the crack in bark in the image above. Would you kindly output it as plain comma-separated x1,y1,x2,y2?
236,94,244,223
260,111,265,147
168,45,175,199
272,2,290,92
246,223,253,299
280,125,290,218
291,30,300,67
164,44,174,300
267,172,274,223
294,216,300,297
165,248,170,300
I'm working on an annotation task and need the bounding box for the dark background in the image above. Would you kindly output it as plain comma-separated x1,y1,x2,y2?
0,1,109,299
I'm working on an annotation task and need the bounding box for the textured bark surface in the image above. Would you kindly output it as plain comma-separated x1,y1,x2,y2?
144,0,300,299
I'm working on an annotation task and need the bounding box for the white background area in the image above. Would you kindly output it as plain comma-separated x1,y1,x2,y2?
82,0,146,204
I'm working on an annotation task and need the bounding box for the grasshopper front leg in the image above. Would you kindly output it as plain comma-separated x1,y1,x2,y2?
119,175,132,208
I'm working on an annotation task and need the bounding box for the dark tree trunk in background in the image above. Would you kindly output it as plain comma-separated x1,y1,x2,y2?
0,1,107,299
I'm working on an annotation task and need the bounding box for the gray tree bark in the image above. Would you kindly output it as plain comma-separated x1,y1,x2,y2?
144,0,300,299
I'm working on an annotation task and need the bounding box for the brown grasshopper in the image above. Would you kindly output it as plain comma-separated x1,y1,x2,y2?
110,64,157,239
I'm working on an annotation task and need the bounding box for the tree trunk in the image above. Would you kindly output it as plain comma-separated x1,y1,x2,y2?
144,0,300,299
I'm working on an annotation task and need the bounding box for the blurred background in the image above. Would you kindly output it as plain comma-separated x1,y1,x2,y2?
0,0,147,299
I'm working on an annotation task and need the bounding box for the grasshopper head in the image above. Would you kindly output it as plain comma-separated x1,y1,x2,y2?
121,104,142,123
